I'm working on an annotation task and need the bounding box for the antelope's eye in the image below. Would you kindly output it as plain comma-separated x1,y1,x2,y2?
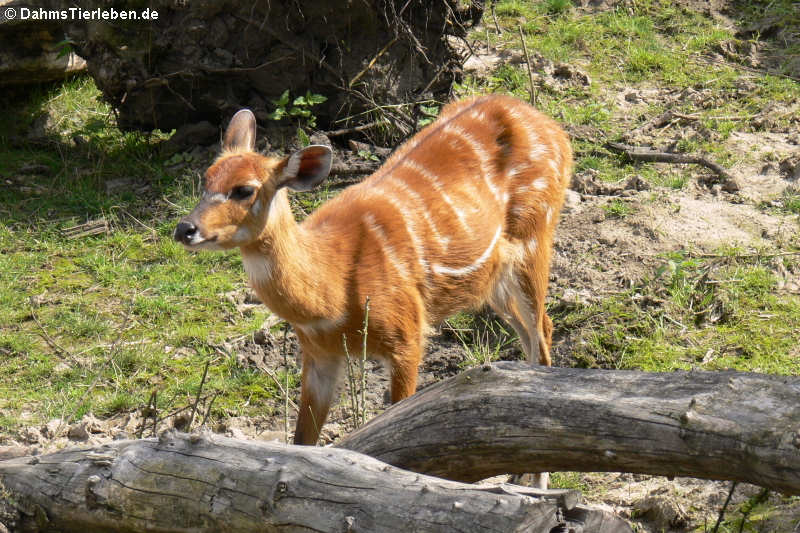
230,185,255,201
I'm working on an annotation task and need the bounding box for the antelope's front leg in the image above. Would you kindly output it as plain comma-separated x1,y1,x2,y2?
294,354,343,445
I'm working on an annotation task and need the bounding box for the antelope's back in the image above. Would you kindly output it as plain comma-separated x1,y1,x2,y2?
305,95,572,320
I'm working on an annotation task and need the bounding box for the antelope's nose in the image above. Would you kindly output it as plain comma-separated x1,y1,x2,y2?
174,220,198,244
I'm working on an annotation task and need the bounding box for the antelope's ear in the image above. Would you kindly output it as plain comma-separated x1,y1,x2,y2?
277,145,332,192
223,109,257,152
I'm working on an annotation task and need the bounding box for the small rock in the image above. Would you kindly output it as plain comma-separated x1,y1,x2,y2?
721,177,740,193
228,427,247,440
244,290,261,304
624,175,650,192
309,132,332,148
633,495,690,530
571,169,602,195
779,154,800,181
67,422,90,441
257,431,289,443
43,418,64,439
552,62,591,86
253,329,272,346
19,426,43,445
562,189,582,212
624,90,641,103
172,413,192,432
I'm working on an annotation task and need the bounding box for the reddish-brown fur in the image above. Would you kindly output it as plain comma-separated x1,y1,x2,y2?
175,94,572,446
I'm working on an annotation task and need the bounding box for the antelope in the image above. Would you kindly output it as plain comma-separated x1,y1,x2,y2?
174,94,572,452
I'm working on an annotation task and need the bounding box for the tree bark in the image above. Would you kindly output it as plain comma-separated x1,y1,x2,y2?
0,431,630,533
338,362,800,495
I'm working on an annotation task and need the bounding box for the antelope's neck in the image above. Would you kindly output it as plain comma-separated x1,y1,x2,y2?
240,189,343,326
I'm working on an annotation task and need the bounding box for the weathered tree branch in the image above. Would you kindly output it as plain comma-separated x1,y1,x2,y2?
605,141,740,191
0,431,630,533
338,363,800,495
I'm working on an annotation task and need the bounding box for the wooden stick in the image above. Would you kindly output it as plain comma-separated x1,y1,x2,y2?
349,37,399,88
326,121,387,137
605,141,738,186
518,25,537,106
187,359,211,431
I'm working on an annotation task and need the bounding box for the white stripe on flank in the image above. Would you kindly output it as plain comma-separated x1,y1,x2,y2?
532,177,549,191
529,143,549,161
364,213,409,278
402,161,470,233
433,226,502,277
375,188,430,274
546,205,554,225
384,176,449,251
469,109,488,123
548,159,560,175
527,236,538,255
442,123,502,202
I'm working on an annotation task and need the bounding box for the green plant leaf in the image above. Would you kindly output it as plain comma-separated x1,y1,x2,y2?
273,90,290,107
297,127,310,147
306,92,328,105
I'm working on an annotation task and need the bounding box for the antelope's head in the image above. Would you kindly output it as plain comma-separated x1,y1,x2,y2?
174,109,332,250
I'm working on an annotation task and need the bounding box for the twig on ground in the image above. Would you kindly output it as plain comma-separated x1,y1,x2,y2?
693,55,800,83
605,142,739,190
282,323,290,444
491,0,502,34
712,481,738,533
698,250,800,259
349,37,399,88
518,25,537,107
188,359,211,431
344,333,359,431
200,391,220,428
60,218,109,239
151,389,158,437
624,111,678,140
737,487,769,533
261,365,299,411
113,207,157,240
360,297,370,428
672,112,755,122
326,121,387,137
137,390,157,439
29,301,81,367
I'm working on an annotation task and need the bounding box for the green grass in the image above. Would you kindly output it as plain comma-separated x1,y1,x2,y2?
0,76,291,433
602,199,634,218
552,251,800,375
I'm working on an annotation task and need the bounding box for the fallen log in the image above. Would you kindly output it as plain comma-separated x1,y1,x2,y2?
338,362,800,495
0,431,630,533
